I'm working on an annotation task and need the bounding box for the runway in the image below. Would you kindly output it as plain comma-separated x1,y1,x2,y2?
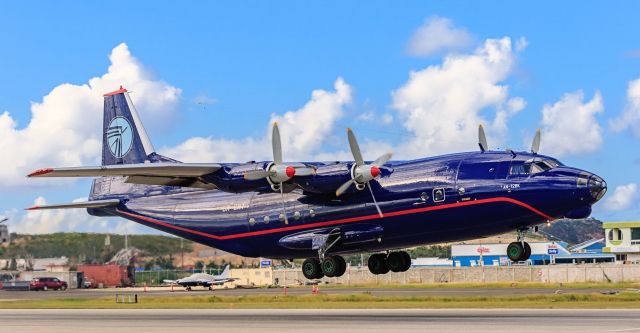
0,308,639,333
0,286,625,300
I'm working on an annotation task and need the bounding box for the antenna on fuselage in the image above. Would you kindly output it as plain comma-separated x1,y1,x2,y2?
531,129,541,154
478,124,488,153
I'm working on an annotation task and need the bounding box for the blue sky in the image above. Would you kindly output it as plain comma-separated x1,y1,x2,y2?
0,1,639,233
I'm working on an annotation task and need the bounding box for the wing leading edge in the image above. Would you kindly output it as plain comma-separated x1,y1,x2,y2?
27,199,121,211
27,163,221,189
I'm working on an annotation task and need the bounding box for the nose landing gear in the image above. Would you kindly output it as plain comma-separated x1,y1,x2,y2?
507,228,532,262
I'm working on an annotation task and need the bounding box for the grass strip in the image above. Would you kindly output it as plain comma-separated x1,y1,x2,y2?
1,292,639,309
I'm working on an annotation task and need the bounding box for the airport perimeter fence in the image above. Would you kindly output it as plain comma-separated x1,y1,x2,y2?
134,267,224,286
273,264,640,285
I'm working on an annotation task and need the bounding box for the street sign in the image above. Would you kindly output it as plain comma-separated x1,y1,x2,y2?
260,259,272,268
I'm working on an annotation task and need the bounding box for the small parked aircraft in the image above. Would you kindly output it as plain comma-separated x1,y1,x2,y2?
163,265,237,291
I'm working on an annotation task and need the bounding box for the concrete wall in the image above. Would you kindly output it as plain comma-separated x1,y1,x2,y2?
272,264,640,285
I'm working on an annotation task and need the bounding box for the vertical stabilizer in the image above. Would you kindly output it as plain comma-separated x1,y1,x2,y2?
102,86,155,165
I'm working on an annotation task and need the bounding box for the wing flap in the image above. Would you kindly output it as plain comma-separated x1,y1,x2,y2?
27,199,121,210
124,175,217,189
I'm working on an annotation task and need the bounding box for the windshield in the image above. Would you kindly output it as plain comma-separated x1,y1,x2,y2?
510,158,562,176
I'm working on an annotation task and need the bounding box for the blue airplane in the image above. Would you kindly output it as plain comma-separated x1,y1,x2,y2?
28,86,607,279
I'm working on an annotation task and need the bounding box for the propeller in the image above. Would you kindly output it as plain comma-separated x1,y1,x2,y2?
243,122,314,224
478,124,488,152
335,128,392,218
0,217,7,223
478,124,543,156
530,129,541,154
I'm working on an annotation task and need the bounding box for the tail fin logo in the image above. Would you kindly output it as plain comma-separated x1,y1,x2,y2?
107,117,133,158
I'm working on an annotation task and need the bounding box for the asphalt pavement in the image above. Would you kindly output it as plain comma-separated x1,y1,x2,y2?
0,308,639,333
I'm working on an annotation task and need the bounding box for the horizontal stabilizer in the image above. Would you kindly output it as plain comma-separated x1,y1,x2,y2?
27,199,121,210
28,163,221,178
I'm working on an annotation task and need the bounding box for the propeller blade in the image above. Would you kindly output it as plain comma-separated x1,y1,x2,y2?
293,167,315,176
272,122,283,164
367,182,383,218
478,124,488,152
280,183,289,225
347,128,364,166
336,178,356,197
244,169,269,180
531,128,541,154
373,152,392,167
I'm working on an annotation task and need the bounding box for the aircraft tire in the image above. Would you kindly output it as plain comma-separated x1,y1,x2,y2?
321,256,341,277
368,254,390,275
302,258,323,280
507,242,525,262
400,251,412,272
332,255,347,277
386,252,406,273
523,242,532,261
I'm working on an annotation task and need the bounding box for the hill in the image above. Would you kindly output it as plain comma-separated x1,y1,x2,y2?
539,217,604,245
0,233,193,265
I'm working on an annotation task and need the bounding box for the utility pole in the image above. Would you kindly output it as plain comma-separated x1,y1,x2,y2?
180,238,184,269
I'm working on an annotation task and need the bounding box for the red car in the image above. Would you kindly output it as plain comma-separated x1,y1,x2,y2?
30,277,68,291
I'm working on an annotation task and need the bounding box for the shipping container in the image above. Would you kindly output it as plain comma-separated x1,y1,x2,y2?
77,264,134,288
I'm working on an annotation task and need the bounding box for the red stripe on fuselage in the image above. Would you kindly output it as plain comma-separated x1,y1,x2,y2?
116,197,553,241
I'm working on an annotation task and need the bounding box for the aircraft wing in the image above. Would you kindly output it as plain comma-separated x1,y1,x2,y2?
163,279,178,285
26,199,121,211
28,163,221,189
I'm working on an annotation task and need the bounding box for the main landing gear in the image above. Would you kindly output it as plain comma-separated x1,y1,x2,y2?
368,251,411,275
302,256,347,279
507,228,532,262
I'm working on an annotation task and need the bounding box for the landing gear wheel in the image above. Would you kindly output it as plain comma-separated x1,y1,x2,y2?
400,251,412,272
367,253,390,275
302,258,324,280
321,256,341,277
523,242,531,261
332,256,347,277
386,252,406,273
507,242,530,262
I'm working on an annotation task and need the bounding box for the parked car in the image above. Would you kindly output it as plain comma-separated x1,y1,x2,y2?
29,277,68,291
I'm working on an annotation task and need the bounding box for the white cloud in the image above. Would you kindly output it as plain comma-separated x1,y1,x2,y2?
356,111,393,125
539,91,604,156
0,43,181,186
162,78,352,162
515,37,529,52
604,183,638,211
610,78,640,137
3,197,153,235
193,93,217,106
406,16,473,57
392,37,524,157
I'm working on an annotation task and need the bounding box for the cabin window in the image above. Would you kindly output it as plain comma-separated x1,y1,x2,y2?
278,213,286,222
263,216,270,224
433,188,445,202
248,217,256,226
420,192,429,202
294,211,301,220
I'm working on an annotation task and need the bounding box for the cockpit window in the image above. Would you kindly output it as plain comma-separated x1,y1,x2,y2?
510,158,561,176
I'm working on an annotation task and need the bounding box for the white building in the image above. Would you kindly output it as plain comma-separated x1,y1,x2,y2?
603,221,640,263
